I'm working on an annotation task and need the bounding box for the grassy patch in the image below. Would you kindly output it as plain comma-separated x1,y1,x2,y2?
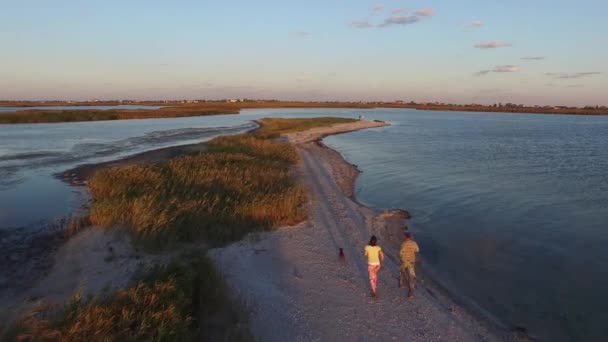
85,117,362,249
0,101,375,124
88,117,356,247
0,107,237,124
6,254,250,341
255,117,357,138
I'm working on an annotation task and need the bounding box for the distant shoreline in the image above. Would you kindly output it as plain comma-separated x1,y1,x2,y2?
0,101,607,124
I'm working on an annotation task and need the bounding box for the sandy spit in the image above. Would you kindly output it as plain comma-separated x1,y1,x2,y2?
209,120,512,341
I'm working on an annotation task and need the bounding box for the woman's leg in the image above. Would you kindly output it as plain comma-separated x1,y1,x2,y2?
368,264,380,295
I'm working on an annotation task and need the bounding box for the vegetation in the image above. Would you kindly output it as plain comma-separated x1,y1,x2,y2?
0,101,376,124
0,107,238,124
87,117,353,248
255,117,356,138
6,254,250,341
382,102,608,115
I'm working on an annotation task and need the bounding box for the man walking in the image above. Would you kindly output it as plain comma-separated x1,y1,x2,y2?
399,231,420,299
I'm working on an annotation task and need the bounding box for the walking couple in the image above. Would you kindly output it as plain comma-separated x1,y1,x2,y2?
364,230,420,299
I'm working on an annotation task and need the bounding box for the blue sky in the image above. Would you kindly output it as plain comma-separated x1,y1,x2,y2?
0,0,606,105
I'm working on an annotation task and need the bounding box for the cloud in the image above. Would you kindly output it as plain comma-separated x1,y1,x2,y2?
475,65,520,76
521,56,545,61
379,15,420,27
291,29,311,37
474,41,511,49
469,21,484,28
350,20,374,29
350,7,432,29
415,8,434,17
494,65,520,72
546,83,585,88
545,72,601,79
371,4,385,12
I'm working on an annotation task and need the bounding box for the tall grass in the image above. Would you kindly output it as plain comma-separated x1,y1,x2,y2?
89,133,305,247
87,117,358,248
255,117,357,138
6,254,250,341
0,107,238,124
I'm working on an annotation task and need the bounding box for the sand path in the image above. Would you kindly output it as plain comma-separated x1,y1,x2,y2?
210,122,507,341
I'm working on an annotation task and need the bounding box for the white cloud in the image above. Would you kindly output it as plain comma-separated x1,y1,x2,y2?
350,20,374,29
475,65,520,76
545,72,601,79
494,65,519,72
474,41,511,49
350,7,432,29
521,56,546,60
291,30,311,37
380,15,420,27
415,8,434,17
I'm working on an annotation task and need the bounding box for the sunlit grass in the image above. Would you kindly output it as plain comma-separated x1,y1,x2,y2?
0,102,373,124
255,117,357,138
0,107,237,124
87,117,357,248
89,135,304,247
6,254,250,341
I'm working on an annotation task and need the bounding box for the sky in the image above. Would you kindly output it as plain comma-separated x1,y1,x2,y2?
0,0,606,105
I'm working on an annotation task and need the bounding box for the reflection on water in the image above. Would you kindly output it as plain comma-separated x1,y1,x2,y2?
323,109,608,341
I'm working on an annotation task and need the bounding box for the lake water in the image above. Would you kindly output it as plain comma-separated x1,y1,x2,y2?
1,108,607,340
0,105,164,113
323,109,608,341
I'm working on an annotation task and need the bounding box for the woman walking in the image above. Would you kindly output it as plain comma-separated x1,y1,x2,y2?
365,235,385,298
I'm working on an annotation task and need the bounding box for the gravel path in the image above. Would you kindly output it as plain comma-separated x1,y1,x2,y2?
210,122,510,341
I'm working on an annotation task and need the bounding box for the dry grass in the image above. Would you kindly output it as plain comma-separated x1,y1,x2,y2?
5,254,250,341
87,118,357,248
86,117,356,248
255,117,357,138
0,101,375,124
0,107,238,124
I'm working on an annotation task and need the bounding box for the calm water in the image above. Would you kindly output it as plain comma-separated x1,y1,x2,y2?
0,105,164,113
323,109,608,341
1,108,607,340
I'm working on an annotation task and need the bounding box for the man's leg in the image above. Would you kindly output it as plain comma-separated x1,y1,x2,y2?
405,264,415,298
408,264,416,289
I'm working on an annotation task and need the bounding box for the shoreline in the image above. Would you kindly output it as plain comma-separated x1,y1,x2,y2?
3,119,511,340
311,139,513,338
211,121,511,340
